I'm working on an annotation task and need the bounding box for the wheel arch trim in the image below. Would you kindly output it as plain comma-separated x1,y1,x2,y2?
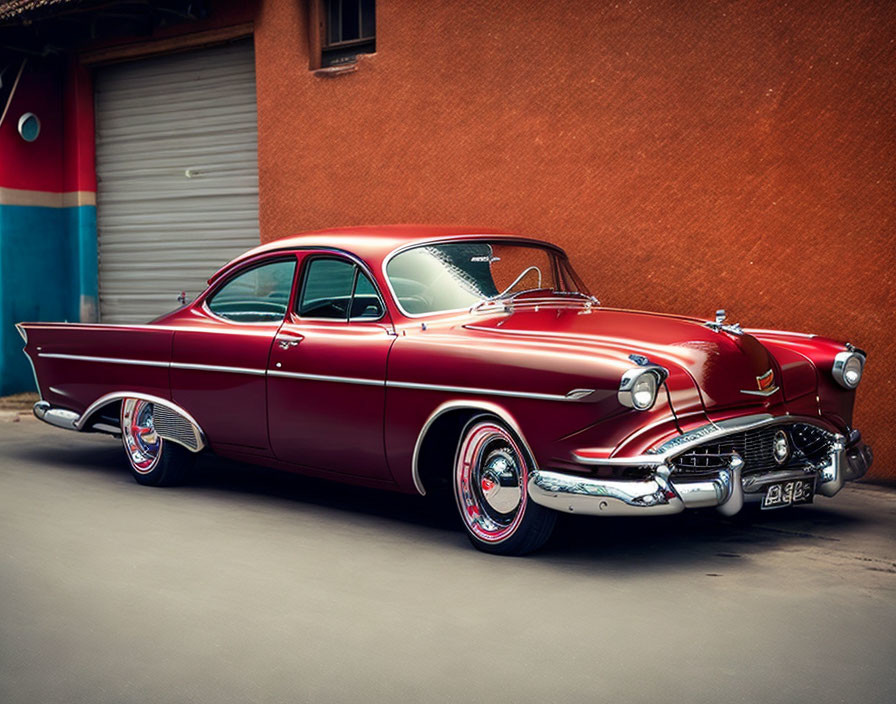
76,392,207,452
411,399,537,496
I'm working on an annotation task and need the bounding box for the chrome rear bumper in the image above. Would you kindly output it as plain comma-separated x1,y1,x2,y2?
529,431,871,517
33,401,79,430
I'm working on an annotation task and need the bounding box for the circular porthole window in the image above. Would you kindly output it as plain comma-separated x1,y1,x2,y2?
17,112,41,142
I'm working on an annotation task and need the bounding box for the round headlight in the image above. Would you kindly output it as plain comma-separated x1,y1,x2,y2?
631,372,657,410
842,355,863,388
618,367,663,411
832,350,865,389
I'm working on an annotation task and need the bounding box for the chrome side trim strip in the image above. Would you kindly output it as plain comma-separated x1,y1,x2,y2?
170,362,266,376
739,386,780,397
573,454,667,467
268,370,384,386
38,353,169,368
387,380,574,402
744,328,817,338
34,351,592,400
38,353,267,377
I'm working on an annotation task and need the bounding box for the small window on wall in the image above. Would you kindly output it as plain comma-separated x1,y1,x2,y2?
310,0,376,70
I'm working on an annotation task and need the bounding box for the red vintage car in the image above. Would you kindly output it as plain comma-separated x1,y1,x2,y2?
18,226,872,554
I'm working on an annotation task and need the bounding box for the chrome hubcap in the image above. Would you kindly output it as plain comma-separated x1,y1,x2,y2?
480,449,523,514
121,399,162,473
456,421,527,543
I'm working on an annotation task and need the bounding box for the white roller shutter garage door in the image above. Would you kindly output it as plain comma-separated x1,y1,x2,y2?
95,40,260,323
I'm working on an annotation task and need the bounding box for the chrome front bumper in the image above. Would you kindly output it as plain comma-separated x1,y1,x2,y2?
529,431,872,517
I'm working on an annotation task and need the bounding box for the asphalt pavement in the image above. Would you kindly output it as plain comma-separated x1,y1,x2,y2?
1,413,894,704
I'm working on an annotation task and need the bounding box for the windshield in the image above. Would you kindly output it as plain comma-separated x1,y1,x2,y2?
385,241,589,316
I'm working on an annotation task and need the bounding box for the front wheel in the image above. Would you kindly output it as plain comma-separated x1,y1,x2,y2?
454,416,556,555
121,398,195,486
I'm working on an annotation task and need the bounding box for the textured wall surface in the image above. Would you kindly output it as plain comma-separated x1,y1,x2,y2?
0,59,94,394
253,0,895,480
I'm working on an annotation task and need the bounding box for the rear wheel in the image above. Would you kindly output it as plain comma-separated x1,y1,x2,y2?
453,416,556,555
121,398,194,486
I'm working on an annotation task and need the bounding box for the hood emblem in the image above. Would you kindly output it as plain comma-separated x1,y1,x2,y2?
705,309,743,336
741,369,779,397
756,370,775,392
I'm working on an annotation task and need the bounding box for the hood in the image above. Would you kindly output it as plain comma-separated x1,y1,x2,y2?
463,306,781,412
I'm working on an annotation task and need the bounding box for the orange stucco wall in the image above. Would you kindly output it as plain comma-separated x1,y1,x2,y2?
252,0,895,481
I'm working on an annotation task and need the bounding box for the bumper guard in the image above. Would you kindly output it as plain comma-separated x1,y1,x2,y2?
529,431,871,517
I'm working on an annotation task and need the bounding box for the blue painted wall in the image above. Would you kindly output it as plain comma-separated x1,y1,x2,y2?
0,203,97,395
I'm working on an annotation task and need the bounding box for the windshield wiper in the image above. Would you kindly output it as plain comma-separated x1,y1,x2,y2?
498,266,542,297
470,266,543,313
470,288,599,313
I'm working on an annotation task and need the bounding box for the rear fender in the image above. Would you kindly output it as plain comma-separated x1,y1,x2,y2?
78,392,206,452
16,322,173,414
35,392,206,452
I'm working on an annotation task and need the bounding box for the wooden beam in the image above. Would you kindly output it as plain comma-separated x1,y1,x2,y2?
79,22,253,66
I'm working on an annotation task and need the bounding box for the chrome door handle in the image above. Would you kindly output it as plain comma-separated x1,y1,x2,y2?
277,334,304,350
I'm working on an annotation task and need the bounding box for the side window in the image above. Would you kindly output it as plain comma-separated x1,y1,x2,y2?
350,269,384,320
299,258,355,319
207,259,296,323
298,257,384,321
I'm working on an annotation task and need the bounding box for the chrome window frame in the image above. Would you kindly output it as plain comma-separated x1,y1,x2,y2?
295,252,387,324
202,255,300,327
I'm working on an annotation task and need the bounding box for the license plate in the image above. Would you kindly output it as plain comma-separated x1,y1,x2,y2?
761,478,815,510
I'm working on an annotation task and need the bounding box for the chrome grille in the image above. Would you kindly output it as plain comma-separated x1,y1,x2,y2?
152,404,199,451
670,423,833,476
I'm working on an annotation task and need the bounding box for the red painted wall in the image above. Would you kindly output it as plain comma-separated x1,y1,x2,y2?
252,0,895,481
0,59,64,192
0,57,94,195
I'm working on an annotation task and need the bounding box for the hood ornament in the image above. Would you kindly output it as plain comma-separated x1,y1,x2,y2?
705,309,743,336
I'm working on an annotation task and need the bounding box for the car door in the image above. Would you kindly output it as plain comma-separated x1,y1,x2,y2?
171,255,298,453
266,252,396,480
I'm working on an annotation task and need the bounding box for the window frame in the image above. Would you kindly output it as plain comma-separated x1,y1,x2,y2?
202,255,300,326
309,0,376,70
295,253,386,324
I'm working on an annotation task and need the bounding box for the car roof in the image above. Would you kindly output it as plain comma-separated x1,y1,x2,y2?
207,225,562,284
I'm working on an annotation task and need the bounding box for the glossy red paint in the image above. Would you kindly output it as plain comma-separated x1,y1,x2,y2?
18,226,865,496
268,251,396,478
